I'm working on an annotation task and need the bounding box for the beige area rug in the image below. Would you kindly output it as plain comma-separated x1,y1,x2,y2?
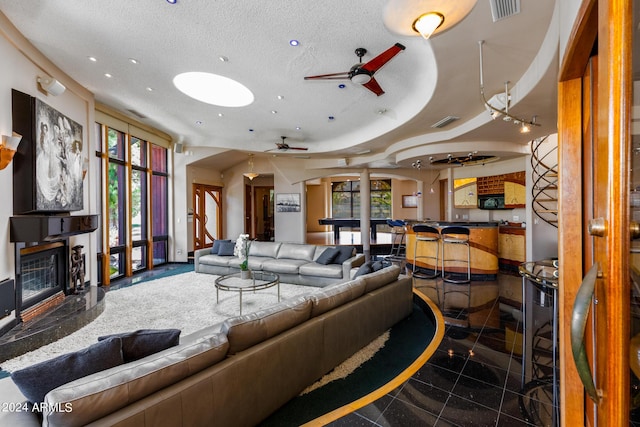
1,272,388,383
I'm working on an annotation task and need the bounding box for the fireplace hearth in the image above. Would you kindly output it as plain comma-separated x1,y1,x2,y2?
7,214,98,327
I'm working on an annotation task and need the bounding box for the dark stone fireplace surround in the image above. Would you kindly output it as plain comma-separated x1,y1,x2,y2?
5,214,98,332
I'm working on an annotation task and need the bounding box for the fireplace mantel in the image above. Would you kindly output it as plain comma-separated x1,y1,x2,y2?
10,214,99,243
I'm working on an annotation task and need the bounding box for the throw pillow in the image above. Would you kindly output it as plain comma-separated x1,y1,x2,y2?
211,239,231,255
315,247,339,265
333,246,356,264
371,260,384,271
217,240,236,256
98,328,181,362
353,262,374,278
11,336,123,404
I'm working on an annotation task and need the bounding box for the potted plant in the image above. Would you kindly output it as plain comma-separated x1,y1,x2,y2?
234,233,252,279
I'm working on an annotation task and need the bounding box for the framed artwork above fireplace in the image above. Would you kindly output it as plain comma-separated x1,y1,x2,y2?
12,89,84,214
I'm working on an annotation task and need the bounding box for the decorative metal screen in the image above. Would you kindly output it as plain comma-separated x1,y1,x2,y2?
21,253,59,302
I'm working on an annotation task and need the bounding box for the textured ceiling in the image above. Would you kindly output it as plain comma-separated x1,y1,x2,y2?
0,0,558,171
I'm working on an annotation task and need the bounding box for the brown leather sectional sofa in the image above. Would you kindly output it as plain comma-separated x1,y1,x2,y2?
0,265,413,427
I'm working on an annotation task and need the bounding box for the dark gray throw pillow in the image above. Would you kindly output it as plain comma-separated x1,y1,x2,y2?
371,260,384,271
353,262,374,278
98,328,180,362
333,246,356,264
217,240,236,256
316,247,339,265
211,239,231,255
11,336,123,404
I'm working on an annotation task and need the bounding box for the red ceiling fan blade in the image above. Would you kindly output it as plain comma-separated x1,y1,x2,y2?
287,146,308,151
362,77,385,96
304,72,350,80
361,43,405,74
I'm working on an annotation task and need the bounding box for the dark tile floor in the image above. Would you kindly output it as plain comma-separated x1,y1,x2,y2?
329,273,557,427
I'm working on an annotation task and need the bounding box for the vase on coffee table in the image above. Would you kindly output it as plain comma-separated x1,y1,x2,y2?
240,269,251,280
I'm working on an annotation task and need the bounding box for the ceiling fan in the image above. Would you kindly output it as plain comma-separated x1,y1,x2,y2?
266,136,308,152
304,43,406,96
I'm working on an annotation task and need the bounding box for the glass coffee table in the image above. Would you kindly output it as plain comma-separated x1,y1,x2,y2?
214,271,280,315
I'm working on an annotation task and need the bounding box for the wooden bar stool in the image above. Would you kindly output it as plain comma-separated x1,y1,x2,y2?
411,224,441,280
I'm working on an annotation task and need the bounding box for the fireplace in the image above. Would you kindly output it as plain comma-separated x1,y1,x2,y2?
8,214,98,324
18,242,67,318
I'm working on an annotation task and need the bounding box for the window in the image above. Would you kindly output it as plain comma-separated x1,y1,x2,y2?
332,179,391,218
97,122,169,283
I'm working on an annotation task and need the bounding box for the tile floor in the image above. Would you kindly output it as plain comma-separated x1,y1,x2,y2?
329,273,557,427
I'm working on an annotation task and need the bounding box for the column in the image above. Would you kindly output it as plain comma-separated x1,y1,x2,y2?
360,169,371,262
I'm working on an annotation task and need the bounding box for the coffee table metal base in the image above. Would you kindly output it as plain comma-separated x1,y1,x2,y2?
215,271,280,315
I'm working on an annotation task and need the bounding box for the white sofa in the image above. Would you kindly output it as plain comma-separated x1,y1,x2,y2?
194,241,365,287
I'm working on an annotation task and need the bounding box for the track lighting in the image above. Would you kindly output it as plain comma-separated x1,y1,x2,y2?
478,41,539,131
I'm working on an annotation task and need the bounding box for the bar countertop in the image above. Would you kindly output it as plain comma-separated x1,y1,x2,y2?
409,220,500,228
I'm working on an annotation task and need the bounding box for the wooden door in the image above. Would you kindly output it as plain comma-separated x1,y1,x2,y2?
192,184,222,250
558,1,632,425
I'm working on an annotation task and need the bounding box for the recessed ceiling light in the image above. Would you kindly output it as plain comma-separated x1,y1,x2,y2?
218,113,224,117
88,56,97,62
219,56,228,62
195,120,203,125
338,84,346,89
173,72,254,107
277,95,284,100
289,40,299,46
129,58,139,64
328,116,335,121
146,87,153,92
295,126,302,131
249,129,254,132
271,110,277,114
104,73,112,78
166,0,177,4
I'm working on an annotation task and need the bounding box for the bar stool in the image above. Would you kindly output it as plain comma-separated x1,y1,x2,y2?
440,226,471,324
411,224,440,280
386,219,407,260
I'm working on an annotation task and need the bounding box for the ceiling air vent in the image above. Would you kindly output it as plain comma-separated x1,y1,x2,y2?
490,0,521,22
127,109,147,119
431,116,459,128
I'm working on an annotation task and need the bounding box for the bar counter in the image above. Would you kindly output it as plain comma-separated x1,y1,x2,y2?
405,221,499,280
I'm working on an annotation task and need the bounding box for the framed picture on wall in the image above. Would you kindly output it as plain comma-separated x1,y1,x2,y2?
402,195,418,208
12,89,84,213
275,193,300,212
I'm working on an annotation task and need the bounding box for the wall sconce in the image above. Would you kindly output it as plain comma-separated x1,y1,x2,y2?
243,154,259,181
0,132,22,170
37,75,66,96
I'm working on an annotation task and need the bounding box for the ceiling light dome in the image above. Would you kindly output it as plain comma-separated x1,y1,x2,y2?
383,0,477,38
412,12,444,39
173,72,254,107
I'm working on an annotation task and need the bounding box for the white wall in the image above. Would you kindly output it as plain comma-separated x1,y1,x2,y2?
527,134,559,261
0,14,96,326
